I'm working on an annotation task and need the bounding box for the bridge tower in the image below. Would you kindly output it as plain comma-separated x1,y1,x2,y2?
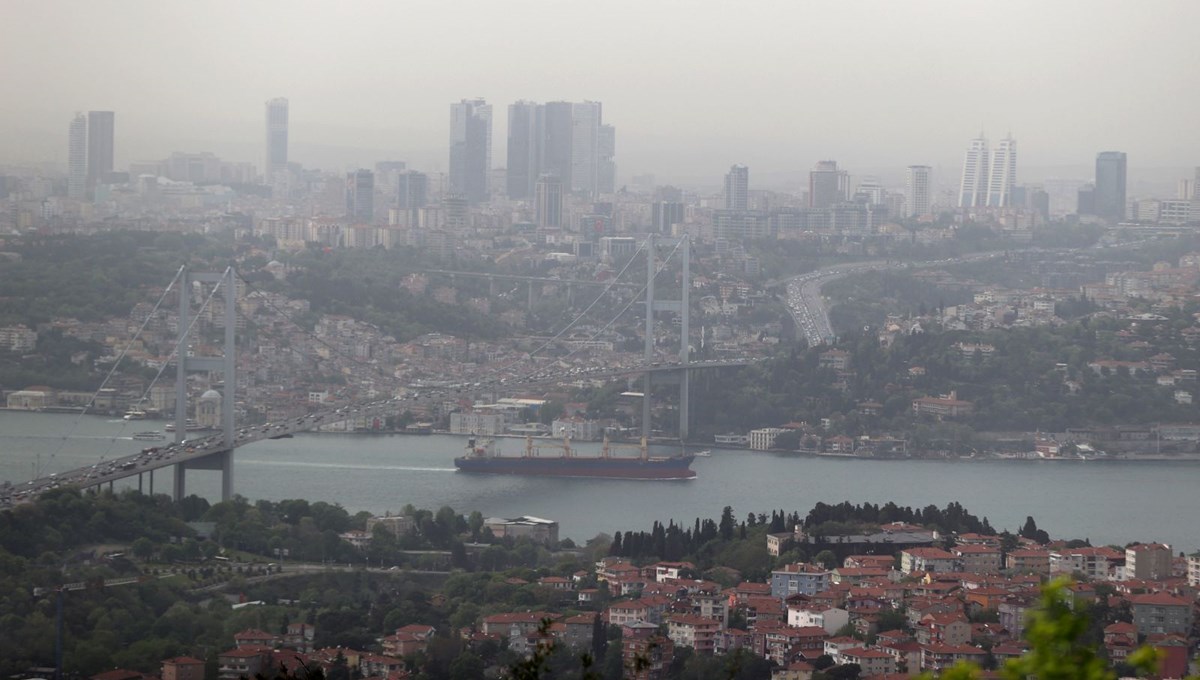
641,234,691,441
172,266,237,501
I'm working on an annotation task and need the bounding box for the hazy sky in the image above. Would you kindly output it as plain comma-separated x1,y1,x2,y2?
4,0,1198,186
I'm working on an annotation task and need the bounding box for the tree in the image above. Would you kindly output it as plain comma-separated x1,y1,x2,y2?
719,506,735,541
131,537,155,561
814,550,839,569
449,651,485,680
1020,516,1039,541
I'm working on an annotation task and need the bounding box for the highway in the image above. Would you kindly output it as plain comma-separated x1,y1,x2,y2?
782,251,1013,346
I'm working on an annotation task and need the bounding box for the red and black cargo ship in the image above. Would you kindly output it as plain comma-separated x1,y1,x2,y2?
454,435,696,480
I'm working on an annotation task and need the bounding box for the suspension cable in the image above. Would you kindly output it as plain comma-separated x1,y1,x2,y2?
45,265,185,473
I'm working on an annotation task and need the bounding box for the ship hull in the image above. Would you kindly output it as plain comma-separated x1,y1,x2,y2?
454,455,696,480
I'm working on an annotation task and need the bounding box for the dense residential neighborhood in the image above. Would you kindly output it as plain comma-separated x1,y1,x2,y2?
4,491,1197,680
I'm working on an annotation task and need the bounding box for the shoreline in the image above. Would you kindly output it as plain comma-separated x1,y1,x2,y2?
296,430,1200,463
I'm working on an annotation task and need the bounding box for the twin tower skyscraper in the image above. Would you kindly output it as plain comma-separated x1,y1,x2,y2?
450,99,616,205
958,133,1017,208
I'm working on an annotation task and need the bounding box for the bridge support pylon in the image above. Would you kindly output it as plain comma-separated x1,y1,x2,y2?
171,266,238,502
642,234,692,441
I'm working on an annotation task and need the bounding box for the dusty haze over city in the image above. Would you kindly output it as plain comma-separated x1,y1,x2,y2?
2,0,1199,188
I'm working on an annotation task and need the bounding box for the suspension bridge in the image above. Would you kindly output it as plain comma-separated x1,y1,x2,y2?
2,234,759,508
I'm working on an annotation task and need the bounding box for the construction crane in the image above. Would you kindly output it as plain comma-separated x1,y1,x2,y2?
34,575,148,680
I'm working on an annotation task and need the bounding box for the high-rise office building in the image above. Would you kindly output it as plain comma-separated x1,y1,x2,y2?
958,135,990,208
397,171,427,211
449,98,492,204
598,124,616,195
345,169,375,222
652,202,685,233
809,161,846,209
1094,151,1127,222
570,101,602,196
986,135,1017,207
535,174,564,228
855,176,886,205
542,101,575,191
725,164,749,211
67,113,88,201
507,101,543,200
506,99,615,201
265,98,289,179
1031,187,1050,220
905,165,932,217
86,111,114,191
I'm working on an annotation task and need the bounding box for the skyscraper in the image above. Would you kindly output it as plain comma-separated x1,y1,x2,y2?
905,165,932,217
809,161,846,209
652,201,685,233
506,99,615,200
397,171,428,211
1094,151,1127,222
986,135,1017,207
345,169,375,222
449,98,492,204
67,113,87,201
506,100,543,200
265,98,289,179
542,101,575,191
958,135,989,208
535,174,564,228
86,111,114,191
570,101,602,196
724,164,749,211
598,124,616,195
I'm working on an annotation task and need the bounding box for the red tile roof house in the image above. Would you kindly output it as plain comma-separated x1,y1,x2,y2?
233,628,279,648
838,647,897,676
598,560,641,583
359,653,406,677
877,640,922,673
667,614,722,655
1129,592,1194,636
606,599,652,626
395,624,435,641
919,643,987,672
480,611,560,636
381,631,428,657
283,622,316,652
915,613,972,646
218,646,271,680
765,625,828,663
1103,621,1138,663
161,657,205,680
900,548,960,574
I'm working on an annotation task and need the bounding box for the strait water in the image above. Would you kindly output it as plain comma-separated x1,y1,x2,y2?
1,411,1198,551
